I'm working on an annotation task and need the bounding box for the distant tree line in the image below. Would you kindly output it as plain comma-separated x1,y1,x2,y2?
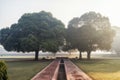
0,11,115,60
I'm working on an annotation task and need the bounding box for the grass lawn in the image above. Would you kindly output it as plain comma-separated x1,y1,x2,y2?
72,59,120,80
6,60,52,80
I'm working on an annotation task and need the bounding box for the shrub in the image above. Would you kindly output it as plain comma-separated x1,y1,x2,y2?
0,61,8,80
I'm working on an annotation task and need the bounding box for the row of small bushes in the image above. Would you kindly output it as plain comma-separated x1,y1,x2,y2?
0,61,8,80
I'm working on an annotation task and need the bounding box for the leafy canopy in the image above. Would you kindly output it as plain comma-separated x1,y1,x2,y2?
65,11,115,53
0,11,65,53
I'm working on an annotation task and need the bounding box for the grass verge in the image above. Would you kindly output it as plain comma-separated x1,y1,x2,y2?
6,60,52,80
72,59,120,80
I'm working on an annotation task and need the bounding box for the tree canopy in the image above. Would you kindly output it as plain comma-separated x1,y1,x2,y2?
65,11,115,59
0,11,115,60
0,11,65,60
111,26,120,56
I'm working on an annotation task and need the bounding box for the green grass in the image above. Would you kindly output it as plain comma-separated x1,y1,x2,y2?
72,59,120,80
6,60,52,80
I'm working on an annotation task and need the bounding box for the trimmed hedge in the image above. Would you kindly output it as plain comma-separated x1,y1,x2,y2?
0,61,8,80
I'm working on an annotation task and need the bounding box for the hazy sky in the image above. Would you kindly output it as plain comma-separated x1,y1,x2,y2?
0,0,120,29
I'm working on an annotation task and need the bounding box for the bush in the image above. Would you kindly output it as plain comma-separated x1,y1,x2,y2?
0,61,8,80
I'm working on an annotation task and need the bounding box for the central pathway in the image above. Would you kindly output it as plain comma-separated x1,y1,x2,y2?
31,59,92,80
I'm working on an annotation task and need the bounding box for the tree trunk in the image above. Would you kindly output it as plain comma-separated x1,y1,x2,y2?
87,51,91,60
35,50,39,61
79,51,82,59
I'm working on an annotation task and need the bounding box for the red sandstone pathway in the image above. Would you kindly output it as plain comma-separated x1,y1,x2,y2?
31,59,60,80
64,59,92,80
31,59,92,80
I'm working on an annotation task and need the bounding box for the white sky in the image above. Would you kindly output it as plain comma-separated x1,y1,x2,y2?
0,0,120,29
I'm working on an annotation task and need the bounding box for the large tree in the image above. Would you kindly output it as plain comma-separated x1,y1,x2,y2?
66,11,115,59
0,11,65,60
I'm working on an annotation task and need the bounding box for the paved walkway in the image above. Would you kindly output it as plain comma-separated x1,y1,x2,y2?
64,59,92,80
31,59,60,80
31,59,92,80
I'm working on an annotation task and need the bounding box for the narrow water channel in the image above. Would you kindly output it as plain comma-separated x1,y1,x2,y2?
57,59,67,80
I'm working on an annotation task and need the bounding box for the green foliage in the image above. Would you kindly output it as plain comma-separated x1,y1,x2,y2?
0,61,8,80
20,34,39,52
65,11,115,59
0,11,65,60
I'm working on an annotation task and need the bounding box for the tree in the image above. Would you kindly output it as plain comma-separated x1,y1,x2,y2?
111,26,120,56
65,11,115,59
0,11,65,60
